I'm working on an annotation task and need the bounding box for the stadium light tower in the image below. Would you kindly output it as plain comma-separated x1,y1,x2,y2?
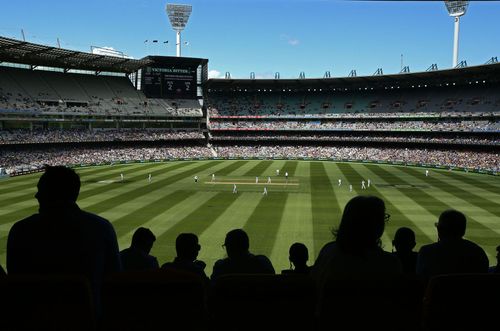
166,3,192,57
444,1,469,68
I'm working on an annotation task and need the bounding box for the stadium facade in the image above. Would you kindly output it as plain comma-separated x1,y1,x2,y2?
0,36,498,175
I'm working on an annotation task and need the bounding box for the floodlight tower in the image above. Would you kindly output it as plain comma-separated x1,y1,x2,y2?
166,3,192,57
444,1,469,68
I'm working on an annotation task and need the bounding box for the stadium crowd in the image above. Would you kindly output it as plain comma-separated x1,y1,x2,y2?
211,133,499,145
214,145,499,171
0,129,204,145
1,144,498,175
209,119,500,131
1,146,214,174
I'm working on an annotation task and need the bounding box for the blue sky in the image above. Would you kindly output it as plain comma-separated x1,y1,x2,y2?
1,0,499,78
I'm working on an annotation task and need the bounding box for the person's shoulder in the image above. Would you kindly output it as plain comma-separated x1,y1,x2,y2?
418,242,438,254
462,238,488,254
10,214,40,233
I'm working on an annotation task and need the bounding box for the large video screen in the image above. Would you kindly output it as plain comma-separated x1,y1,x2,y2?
141,58,200,99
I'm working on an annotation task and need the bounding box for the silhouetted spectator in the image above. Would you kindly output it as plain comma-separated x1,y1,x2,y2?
162,233,208,280
417,209,489,278
282,242,311,274
120,227,159,271
7,166,121,310
311,196,402,286
392,227,418,274
488,245,500,273
211,229,275,280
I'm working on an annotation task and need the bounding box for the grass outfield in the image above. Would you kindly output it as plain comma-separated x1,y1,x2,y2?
0,160,499,274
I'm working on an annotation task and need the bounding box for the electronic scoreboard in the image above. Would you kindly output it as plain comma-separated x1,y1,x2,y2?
140,56,208,99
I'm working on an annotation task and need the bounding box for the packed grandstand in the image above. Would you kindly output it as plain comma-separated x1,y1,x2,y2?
0,36,498,175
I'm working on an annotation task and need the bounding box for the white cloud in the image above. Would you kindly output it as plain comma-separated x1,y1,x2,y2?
280,34,300,46
208,69,223,79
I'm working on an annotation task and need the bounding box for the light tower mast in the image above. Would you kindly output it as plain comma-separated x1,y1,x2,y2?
166,3,192,57
444,1,469,68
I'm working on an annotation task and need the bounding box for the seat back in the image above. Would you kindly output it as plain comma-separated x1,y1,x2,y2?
318,277,425,331
423,273,500,331
0,274,95,331
101,269,205,331
211,274,316,331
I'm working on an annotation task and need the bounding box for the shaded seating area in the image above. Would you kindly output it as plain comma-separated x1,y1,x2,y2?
0,274,95,331
422,273,500,331
318,277,426,331
1,273,499,330
209,274,316,331
101,269,205,331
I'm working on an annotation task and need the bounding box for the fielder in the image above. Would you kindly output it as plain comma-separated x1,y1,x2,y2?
276,169,280,176
361,180,366,190
367,179,371,188
349,184,353,192
120,173,124,181
425,170,429,177
267,176,271,184
194,175,199,183
338,178,342,186
256,176,259,184
212,173,215,182
233,184,237,194
263,187,268,195
148,174,152,183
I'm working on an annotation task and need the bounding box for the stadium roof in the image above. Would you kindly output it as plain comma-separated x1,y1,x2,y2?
206,62,500,91
0,36,152,73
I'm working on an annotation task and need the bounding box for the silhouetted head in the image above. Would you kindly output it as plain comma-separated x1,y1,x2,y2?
496,245,500,266
176,233,201,261
224,229,249,258
392,227,416,253
35,166,80,208
289,242,308,267
334,195,387,255
131,227,156,254
436,209,466,240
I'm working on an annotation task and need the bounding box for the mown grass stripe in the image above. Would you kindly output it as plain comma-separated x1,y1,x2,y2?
310,162,341,257
398,166,500,219
157,192,241,262
112,190,193,237
337,163,434,243
76,163,135,177
0,181,38,196
214,160,249,176
78,162,191,202
364,164,498,243
243,160,274,176
0,163,170,224
435,169,500,196
86,161,223,215
243,192,289,258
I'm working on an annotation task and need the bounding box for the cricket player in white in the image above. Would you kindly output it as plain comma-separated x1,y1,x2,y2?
349,184,353,192
194,175,198,183
148,174,152,183
120,173,124,181
361,180,366,189
263,187,268,195
255,176,259,184
367,179,371,188
212,174,215,182
338,179,342,186
233,184,237,194
425,170,429,177
267,176,271,184
276,169,280,176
